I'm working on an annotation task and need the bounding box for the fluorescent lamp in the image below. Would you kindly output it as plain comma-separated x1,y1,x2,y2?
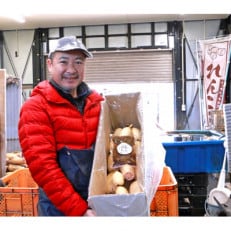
0,14,26,23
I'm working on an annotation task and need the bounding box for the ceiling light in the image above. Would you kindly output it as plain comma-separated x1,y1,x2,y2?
0,13,26,23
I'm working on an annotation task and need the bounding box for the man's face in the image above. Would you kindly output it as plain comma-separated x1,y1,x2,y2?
47,50,86,93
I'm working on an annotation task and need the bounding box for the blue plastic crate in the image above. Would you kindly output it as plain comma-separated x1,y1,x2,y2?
162,140,225,173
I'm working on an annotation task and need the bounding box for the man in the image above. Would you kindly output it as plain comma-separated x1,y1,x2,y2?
18,36,104,216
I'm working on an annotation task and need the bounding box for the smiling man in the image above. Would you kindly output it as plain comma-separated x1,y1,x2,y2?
18,36,104,216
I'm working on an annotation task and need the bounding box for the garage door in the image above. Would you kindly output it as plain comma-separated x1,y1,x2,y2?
85,49,173,83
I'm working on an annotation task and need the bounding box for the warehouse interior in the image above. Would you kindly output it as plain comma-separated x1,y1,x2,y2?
1,0,231,219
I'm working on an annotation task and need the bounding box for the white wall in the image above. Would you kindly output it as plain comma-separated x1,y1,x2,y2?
3,30,34,84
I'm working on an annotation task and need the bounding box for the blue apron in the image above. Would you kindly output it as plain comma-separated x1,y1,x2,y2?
37,146,94,216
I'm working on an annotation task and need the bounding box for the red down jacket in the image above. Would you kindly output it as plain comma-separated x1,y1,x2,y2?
18,80,104,216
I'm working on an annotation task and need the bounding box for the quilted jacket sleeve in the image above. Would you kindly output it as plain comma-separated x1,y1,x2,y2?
18,96,88,216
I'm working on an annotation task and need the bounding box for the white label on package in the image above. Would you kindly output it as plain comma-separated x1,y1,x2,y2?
117,142,132,155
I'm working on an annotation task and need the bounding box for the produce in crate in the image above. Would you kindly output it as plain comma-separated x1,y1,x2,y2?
5,152,27,173
7,164,26,172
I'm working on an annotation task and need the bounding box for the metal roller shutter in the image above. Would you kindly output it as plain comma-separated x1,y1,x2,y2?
85,49,173,83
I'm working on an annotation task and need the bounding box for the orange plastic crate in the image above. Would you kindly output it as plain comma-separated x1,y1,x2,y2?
150,166,178,216
0,168,39,216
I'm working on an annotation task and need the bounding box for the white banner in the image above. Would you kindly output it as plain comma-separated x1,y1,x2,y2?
198,35,231,129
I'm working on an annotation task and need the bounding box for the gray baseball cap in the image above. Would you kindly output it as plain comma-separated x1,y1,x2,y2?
48,36,93,58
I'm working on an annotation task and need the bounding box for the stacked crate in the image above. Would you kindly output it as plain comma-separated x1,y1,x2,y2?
163,139,225,216
150,166,178,216
0,168,38,216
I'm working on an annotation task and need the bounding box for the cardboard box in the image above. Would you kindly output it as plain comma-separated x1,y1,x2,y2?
88,92,149,216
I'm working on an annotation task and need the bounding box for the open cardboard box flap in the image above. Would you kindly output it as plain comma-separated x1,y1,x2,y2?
88,92,165,216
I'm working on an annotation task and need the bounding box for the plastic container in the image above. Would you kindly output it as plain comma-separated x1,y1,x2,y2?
205,199,226,216
163,140,225,173
150,166,178,216
0,168,39,216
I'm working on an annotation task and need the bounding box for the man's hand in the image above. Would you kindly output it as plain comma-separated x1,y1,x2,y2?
83,209,96,216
